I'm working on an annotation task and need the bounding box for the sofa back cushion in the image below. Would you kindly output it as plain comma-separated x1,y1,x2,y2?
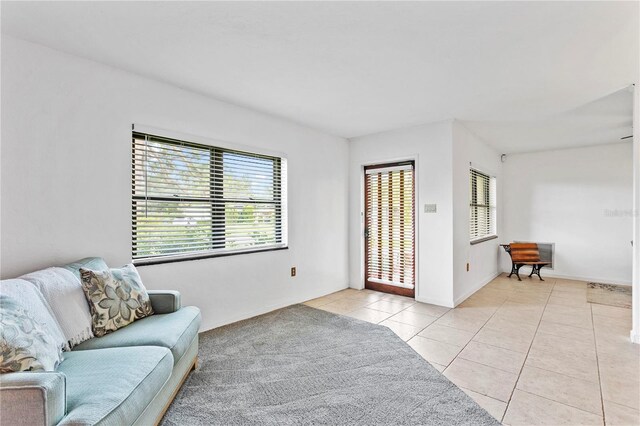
21,267,94,349
61,257,108,281
0,279,65,372
79,264,154,337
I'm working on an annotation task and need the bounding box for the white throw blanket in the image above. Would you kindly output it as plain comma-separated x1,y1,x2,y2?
21,267,94,349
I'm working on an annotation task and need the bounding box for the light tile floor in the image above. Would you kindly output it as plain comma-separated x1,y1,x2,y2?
303,274,639,425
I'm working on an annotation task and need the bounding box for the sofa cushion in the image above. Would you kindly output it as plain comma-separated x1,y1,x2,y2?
20,267,94,349
61,257,109,281
79,265,154,337
57,346,173,425
73,306,200,365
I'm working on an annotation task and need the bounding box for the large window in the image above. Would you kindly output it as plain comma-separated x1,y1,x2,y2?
469,168,496,243
132,131,287,263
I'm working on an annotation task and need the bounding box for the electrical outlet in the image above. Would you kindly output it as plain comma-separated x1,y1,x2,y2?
291,267,296,277
466,263,470,272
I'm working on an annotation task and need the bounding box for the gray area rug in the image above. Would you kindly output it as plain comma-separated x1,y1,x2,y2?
587,282,632,308
163,304,499,425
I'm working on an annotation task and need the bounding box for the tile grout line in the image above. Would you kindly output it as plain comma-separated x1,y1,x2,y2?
436,289,515,413
437,281,554,420
459,386,506,406
372,296,448,339
424,315,601,382
314,291,426,324
378,294,500,369
519,362,599,384
375,292,486,356
501,278,556,424
590,303,607,425
515,389,606,419
436,283,554,376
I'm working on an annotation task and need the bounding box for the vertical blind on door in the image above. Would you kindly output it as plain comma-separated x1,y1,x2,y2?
365,164,415,289
132,131,286,262
469,168,496,241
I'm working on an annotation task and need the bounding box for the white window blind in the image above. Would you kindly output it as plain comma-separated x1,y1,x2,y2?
469,168,496,241
365,164,415,289
132,132,286,263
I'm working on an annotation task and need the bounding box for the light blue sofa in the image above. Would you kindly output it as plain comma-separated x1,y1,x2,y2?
0,258,201,425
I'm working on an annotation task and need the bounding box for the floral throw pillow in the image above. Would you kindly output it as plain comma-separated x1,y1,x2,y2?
79,264,154,337
1,295,63,373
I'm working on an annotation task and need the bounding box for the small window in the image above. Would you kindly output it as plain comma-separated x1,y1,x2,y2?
132,131,287,264
469,168,496,243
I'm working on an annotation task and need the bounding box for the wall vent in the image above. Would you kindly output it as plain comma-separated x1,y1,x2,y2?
538,242,554,270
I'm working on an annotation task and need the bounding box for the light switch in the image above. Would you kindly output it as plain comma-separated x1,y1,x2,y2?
424,204,437,213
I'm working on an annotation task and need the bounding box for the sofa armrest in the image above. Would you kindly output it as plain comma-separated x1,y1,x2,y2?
0,371,66,426
148,290,181,314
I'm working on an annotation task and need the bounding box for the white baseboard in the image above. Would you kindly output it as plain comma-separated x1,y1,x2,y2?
500,269,631,286
415,295,455,308
453,271,500,307
351,272,499,309
199,283,349,332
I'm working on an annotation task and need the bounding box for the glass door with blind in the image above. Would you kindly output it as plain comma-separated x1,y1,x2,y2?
364,161,415,297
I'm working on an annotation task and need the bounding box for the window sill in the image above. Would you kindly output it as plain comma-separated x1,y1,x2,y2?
134,246,289,266
470,235,498,245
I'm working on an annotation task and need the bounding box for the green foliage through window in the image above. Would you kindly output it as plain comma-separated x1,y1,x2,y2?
132,132,285,261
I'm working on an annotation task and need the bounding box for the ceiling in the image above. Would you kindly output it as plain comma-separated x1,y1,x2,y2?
464,87,634,154
2,1,638,150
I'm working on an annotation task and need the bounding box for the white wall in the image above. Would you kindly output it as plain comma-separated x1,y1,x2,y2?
452,122,503,304
348,121,455,306
1,37,350,331
348,120,503,307
631,84,639,343
501,143,633,284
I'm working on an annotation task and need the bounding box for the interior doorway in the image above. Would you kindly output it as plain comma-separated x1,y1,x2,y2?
364,161,416,298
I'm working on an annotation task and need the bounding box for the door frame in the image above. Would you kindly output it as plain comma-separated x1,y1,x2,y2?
359,155,420,299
